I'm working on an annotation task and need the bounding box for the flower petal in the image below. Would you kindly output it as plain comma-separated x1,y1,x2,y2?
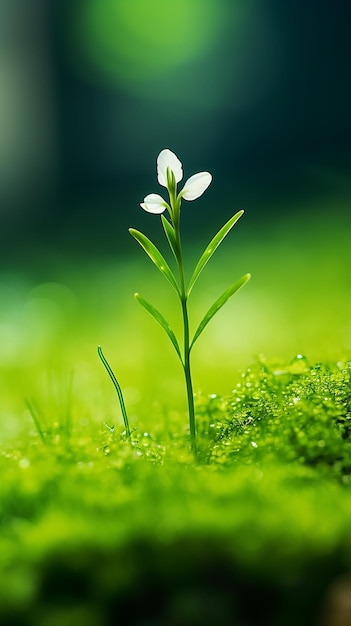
140,193,167,214
181,172,212,201
157,149,183,187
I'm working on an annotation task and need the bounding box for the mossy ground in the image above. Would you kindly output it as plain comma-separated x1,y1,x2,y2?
1,210,351,625
1,358,351,626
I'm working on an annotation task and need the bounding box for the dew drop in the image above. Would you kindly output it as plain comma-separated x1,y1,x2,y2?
19,458,30,469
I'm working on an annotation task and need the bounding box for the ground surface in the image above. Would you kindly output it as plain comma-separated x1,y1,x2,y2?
1,358,351,625
1,207,350,625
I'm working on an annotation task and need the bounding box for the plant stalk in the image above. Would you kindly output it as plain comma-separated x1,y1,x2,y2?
172,201,197,456
181,296,197,456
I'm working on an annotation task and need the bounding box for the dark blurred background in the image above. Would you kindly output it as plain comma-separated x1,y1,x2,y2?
0,0,350,264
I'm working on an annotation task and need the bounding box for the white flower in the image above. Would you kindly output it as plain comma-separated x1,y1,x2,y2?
157,149,183,187
140,193,166,214
140,149,212,213
181,172,212,201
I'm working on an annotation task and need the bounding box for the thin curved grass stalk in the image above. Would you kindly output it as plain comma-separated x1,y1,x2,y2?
64,370,74,437
97,346,131,438
25,398,46,443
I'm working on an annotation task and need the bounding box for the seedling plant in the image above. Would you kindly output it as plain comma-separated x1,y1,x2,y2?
127,149,250,455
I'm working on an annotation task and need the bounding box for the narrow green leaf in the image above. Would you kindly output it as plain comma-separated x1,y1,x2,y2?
161,215,178,261
190,273,251,349
187,210,244,296
129,228,180,295
25,399,46,443
135,293,183,363
97,346,131,437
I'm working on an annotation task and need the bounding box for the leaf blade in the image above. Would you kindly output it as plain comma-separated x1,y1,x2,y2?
129,228,180,295
190,273,251,349
187,210,244,296
161,215,178,261
135,293,183,363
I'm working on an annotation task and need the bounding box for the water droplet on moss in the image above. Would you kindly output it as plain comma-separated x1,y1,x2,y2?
19,458,30,468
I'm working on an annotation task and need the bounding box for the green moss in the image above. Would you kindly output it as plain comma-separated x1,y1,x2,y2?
209,357,351,478
1,358,351,625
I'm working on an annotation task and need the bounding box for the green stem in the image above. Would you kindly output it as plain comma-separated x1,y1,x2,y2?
172,203,197,457
181,296,197,456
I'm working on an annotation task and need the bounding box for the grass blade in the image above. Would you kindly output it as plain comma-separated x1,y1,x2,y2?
187,210,244,296
97,346,131,437
64,370,74,437
25,399,46,443
135,293,183,363
161,215,178,261
129,228,180,295
190,273,251,349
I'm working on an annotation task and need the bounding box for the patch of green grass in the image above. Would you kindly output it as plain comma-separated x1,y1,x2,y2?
1,208,351,624
1,359,351,625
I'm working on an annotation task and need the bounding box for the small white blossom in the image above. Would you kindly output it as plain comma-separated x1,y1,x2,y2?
181,172,212,201
157,149,183,187
140,148,212,214
140,193,167,214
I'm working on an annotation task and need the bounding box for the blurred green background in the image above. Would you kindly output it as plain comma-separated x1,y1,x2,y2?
0,0,350,436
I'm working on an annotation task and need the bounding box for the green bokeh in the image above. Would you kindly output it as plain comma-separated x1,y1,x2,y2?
1,202,350,439
70,0,228,85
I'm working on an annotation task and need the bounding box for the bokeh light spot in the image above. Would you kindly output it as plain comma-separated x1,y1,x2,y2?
70,0,225,86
